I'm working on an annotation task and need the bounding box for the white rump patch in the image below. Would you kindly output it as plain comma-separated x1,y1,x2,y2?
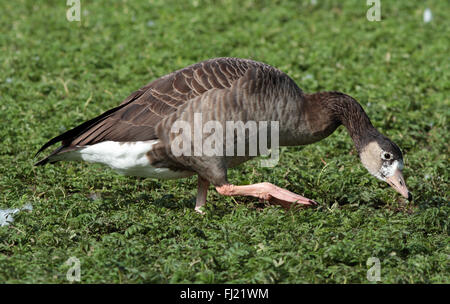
52,140,193,180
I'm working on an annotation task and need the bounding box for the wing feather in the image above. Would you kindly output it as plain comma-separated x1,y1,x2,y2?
35,58,267,162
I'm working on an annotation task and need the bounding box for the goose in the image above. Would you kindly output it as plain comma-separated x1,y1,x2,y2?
35,57,411,213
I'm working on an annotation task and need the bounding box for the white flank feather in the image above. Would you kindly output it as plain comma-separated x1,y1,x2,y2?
52,140,193,180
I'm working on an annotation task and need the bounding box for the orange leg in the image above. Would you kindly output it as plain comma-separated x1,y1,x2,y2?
215,182,317,209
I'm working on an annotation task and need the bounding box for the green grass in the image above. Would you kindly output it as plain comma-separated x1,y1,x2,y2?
0,0,449,283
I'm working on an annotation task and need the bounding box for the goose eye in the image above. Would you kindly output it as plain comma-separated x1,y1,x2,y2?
382,152,392,160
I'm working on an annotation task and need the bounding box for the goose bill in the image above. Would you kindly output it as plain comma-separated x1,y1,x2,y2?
386,169,411,200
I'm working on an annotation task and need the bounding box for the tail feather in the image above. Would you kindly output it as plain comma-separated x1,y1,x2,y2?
34,101,131,166
34,146,80,166
34,157,50,166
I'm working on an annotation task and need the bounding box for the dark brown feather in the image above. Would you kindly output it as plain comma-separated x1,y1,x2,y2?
35,58,261,163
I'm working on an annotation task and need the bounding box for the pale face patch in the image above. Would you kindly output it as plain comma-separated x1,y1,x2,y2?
360,141,403,181
360,141,383,179
51,140,193,180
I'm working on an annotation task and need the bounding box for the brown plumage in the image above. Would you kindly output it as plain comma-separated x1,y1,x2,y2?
36,57,411,212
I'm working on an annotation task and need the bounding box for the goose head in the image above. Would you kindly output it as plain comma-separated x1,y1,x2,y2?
359,136,411,200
